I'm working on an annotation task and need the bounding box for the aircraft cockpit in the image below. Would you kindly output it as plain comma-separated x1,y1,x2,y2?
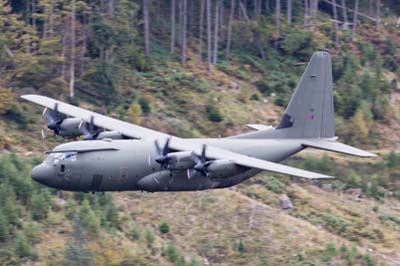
44,152,78,165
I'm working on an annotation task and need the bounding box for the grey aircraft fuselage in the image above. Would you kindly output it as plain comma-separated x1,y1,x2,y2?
32,138,305,192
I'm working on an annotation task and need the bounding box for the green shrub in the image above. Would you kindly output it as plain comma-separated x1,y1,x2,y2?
139,97,151,114
322,242,337,262
31,190,51,221
144,227,154,247
188,255,200,266
250,93,260,101
158,222,170,234
14,234,30,258
127,223,139,241
64,241,93,266
235,239,245,253
24,221,41,244
264,176,286,193
281,28,317,58
194,78,210,93
364,254,376,266
126,101,143,124
162,244,179,263
106,202,120,228
254,79,272,95
0,211,9,242
206,105,223,122
79,200,100,236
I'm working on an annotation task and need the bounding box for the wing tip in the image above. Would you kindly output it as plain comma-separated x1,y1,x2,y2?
21,94,39,100
303,174,335,179
362,152,378,157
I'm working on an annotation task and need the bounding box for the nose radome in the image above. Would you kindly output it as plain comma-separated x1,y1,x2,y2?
31,164,52,184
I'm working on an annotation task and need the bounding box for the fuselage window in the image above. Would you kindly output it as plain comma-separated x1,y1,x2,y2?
60,164,65,173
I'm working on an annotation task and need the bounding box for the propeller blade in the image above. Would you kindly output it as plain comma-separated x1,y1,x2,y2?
78,120,90,136
201,144,207,162
154,140,162,155
190,151,201,165
190,145,212,177
89,116,95,132
41,128,47,139
187,168,197,179
78,117,99,140
54,103,59,121
154,138,173,169
163,138,170,156
42,108,54,124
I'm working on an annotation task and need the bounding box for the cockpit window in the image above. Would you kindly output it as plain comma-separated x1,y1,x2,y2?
45,152,77,164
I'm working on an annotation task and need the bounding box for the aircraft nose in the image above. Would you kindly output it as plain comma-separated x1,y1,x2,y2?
31,164,53,184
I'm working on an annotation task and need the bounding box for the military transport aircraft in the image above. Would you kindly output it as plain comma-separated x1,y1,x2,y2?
22,51,376,192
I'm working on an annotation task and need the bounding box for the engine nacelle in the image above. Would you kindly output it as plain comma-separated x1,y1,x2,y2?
166,151,194,170
207,159,243,179
96,131,126,140
136,170,172,191
58,118,82,138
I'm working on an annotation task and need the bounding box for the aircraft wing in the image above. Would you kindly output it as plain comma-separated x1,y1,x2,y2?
21,94,172,141
171,139,334,179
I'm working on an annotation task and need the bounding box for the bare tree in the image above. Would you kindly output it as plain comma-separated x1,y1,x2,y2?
287,0,292,24
198,0,205,62
181,0,187,63
332,0,339,47
108,0,115,18
207,0,212,73
32,0,36,28
239,0,250,21
60,25,67,79
265,0,270,13
69,0,76,98
179,0,183,46
310,0,319,26
351,0,359,41
49,0,54,37
143,0,150,56
368,0,373,15
376,0,380,30
275,0,281,35
226,0,235,58
341,0,349,30
304,0,309,26
170,0,176,53
213,0,220,64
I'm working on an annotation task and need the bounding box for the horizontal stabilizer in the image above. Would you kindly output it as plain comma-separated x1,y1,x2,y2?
246,124,273,131
302,140,377,157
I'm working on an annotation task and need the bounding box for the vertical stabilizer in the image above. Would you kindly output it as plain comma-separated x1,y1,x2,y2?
232,51,335,139
276,51,335,138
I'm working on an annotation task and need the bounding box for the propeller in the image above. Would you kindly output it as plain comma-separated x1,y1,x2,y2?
187,144,212,179
154,138,171,169
79,116,99,140
42,104,63,136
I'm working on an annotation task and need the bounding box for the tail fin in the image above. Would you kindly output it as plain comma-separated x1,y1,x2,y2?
276,51,334,138
233,51,335,139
